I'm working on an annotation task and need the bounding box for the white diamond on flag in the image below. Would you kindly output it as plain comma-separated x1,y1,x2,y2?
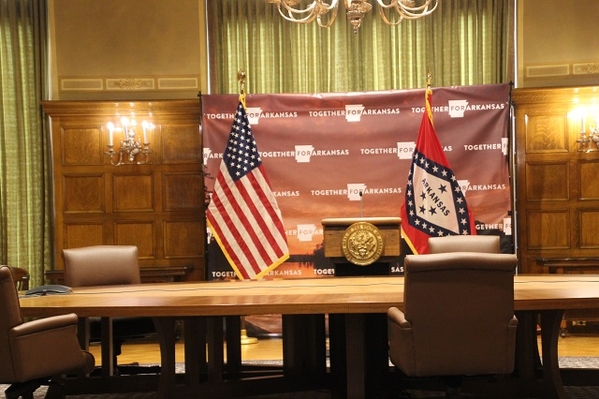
406,150,470,237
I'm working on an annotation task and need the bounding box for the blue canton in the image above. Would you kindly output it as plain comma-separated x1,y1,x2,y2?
224,103,262,181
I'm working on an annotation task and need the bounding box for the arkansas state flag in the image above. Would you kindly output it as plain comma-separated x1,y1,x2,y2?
400,87,476,254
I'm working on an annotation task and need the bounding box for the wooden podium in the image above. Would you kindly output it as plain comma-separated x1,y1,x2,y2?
321,217,401,276
323,217,402,396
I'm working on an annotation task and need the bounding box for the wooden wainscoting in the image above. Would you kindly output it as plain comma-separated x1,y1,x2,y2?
512,87,599,274
43,100,205,281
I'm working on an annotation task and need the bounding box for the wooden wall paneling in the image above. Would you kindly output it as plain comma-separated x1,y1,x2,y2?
162,172,204,211
61,125,104,165
524,113,568,153
161,123,202,163
64,222,105,248
62,174,106,213
163,219,205,259
526,210,570,249
43,100,204,281
513,86,599,273
579,160,599,200
525,161,569,201
580,210,599,248
112,173,155,212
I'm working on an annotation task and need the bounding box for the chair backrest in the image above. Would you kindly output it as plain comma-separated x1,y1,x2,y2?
62,245,140,287
428,235,500,254
402,252,517,376
0,266,24,379
8,266,30,291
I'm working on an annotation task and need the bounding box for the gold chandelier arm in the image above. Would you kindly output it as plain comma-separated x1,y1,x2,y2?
377,4,404,26
317,1,339,28
269,0,339,25
376,0,438,20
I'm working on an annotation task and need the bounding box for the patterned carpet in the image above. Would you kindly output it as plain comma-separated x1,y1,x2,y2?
2,358,599,398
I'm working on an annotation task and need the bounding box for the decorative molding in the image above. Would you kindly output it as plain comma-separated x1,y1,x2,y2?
573,62,599,76
106,78,155,91
513,86,599,105
158,77,199,90
59,75,201,92
61,79,104,91
526,64,570,78
525,61,599,79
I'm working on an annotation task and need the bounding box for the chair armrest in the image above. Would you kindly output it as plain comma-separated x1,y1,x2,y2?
387,306,411,329
10,313,79,338
387,306,416,375
8,313,92,382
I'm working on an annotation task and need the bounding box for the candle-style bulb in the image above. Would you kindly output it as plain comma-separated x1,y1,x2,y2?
107,122,115,146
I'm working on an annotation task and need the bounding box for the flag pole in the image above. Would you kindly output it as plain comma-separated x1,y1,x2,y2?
236,68,259,345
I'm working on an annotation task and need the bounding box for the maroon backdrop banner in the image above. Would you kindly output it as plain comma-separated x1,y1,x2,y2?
202,84,511,280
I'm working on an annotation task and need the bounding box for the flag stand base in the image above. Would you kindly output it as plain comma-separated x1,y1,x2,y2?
240,328,258,345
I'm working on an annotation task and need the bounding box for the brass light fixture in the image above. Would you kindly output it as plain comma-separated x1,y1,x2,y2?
265,0,438,34
572,107,599,152
105,117,154,166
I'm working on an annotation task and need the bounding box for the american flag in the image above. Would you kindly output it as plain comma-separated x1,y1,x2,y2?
207,100,289,280
400,87,476,254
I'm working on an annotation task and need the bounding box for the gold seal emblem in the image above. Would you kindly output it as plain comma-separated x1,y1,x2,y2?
341,222,384,266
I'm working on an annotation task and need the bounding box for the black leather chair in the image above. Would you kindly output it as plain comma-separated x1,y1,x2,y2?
0,265,94,399
62,245,159,375
387,252,518,397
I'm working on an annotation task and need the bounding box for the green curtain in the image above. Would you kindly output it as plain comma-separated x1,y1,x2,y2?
0,0,51,287
207,0,513,94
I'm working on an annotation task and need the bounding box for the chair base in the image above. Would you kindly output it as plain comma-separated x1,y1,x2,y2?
445,386,461,398
89,362,161,377
44,382,66,399
443,376,463,398
5,379,43,399
114,363,161,376
4,379,66,399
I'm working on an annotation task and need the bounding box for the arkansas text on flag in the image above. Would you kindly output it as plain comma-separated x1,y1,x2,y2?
207,100,289,280
400,87,476,254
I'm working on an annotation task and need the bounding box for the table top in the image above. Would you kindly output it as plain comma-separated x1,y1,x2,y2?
19,274,599,318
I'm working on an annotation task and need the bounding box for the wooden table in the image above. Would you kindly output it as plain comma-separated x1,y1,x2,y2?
537,258,599,336
19,275,599,399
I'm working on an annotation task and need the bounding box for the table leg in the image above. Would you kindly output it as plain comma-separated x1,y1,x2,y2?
329,313,389,399
514,310,541,381
153,317,177,399
184,317,206,386
207,316,225,382
539,310,567,399
514,309,567,399
282,314,327,379
345,314,366,399
328,314,347,398
100,317,114,378
225,316,242,377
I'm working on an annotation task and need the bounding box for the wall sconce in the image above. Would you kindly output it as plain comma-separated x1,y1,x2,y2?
105,117,154,166
590,123,599,151
576,114,599,152
571,105,599,152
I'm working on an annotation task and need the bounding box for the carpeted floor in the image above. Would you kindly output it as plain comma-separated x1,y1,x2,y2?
3,358,599,398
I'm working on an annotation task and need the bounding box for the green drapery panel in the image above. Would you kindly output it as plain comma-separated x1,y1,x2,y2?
0,0,51,287
208,0,513,94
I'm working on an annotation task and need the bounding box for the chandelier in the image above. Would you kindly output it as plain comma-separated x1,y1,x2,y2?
265,0,438,34
105,117,154,166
